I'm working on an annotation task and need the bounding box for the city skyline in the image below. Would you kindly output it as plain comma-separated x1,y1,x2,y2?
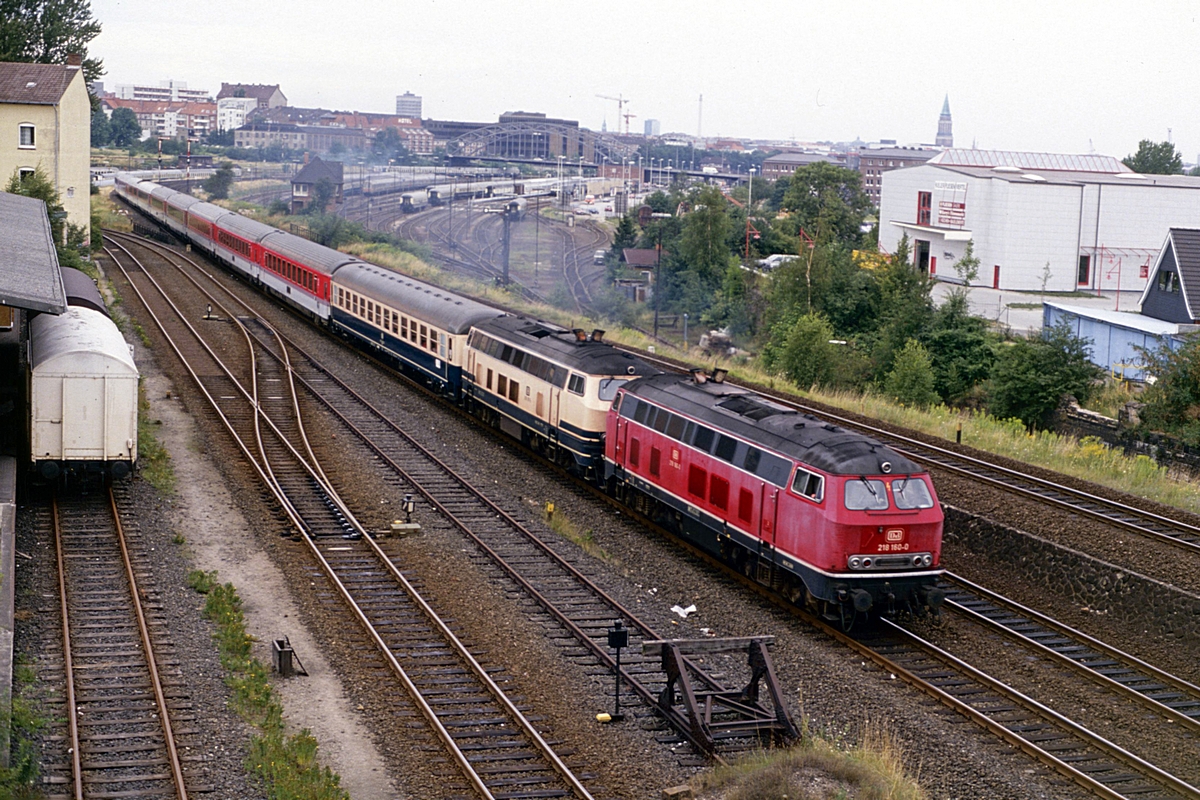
90,0,1200,162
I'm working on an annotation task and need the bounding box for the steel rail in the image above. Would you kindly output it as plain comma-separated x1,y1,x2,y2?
51,498,83,800
109,488,190,800
103,233,595,800
941,572,1200,732
627,349,1200,555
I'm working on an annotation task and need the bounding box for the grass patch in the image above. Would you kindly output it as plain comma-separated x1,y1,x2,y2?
137,379,176,494
188,570,349,800
0,661,49,798
93,187,133,233
692,719,925,800
544,503,615,564
1081,378,1138,419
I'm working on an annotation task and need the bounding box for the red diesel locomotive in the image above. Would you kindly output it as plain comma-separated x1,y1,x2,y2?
605,371,944,624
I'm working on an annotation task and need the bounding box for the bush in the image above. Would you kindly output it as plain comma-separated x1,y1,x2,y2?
761,312,838,389
987,322,1102,429
884,338,939,407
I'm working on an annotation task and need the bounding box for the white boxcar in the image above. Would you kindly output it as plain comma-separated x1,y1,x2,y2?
29,307,138,479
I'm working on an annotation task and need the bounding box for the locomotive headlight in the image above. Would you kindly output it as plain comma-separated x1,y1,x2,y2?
848,556,861,569
924,554,934,567
861,557,872,568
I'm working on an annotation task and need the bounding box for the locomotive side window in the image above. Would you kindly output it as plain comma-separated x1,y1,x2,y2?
633,401,649,424
845,479,888,510
709,476,729,510
665,414,686,441
756,452,792,487
688,465,706,497
653,410,671,433
693,426,715,453
649,447,661,477
892,477,934,509
598,378,626,401
643,405,658,429
743,447,762,472
715,435,738,462
568,374,585,395
738,489,754,524
791,468,824,501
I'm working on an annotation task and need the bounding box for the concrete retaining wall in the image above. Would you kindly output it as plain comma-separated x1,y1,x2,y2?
944,504,1200,645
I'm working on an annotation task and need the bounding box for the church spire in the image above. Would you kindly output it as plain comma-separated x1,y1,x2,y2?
936,95,953,148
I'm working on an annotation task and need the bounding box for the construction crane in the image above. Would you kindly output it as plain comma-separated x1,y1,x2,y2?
596,93,630,134
622,111,637,134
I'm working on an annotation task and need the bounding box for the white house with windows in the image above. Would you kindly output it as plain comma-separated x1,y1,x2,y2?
879,149,1200,293
217,97,258,132
0,58,91,238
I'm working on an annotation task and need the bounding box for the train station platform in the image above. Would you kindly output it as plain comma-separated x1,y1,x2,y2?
0,456,14,766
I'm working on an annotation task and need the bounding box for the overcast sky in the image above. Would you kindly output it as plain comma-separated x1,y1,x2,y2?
90,0,1200,162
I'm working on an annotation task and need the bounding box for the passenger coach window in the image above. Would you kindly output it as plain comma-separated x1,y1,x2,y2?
791,468,824,501
892,478,934,509
845,479,889,511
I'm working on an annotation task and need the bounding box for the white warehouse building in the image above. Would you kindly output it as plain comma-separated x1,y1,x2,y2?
879,149,1200,293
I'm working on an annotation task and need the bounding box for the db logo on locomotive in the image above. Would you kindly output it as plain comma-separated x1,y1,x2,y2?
885,528,905,543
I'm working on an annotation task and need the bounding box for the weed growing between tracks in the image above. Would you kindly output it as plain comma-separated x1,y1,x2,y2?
689,717,925,800
188,570,349,800
137,380,176,495
544,503,615,564
0,662,48,799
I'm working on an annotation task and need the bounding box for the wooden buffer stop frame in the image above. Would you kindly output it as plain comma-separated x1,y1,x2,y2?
642,636,798,755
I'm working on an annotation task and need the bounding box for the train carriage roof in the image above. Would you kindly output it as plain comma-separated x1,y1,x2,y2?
215,212,277,243
148,184,181,203
60,267,108,316
186,201,231,225
260,230,361,275
623,373,924,476
334,262,504,333
30,306,137,377
165,192,203,213
472,315,658,377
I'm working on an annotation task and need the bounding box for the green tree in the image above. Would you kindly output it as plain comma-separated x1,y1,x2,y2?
610,213,638,255
109,106,140,147
780,161,872,246
308,177,335,214
953,238,980,285
761,311,838,389
643,190,671,213
89,101,109,145
1135,337,1200,443
1122,140,1183,174
203,162,235,200
924,291,995,402
370,127,408,163
988,322,1102,428
871,241,935,378
0,0,104,82
679,184,733,288
884,338,939,407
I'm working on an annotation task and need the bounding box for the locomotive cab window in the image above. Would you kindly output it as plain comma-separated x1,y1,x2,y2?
845,478,889,511
892,477,934,509
791,468,824,502
598,378,626,402
568,373,585,395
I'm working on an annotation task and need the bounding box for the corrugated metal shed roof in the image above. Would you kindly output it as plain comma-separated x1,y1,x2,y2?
333,262,503,333
0,192,66,314
1043,302,1185,336
930,149,1129,173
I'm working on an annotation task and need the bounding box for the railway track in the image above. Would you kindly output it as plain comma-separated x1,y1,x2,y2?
40,487,194,800
939,572,1200,731
102,231,600,799
107,229,800,764
629,350,1200,556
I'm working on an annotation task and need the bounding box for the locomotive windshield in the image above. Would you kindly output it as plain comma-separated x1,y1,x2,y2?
845,478,889,510
598,378,628,402
892,477,935,509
